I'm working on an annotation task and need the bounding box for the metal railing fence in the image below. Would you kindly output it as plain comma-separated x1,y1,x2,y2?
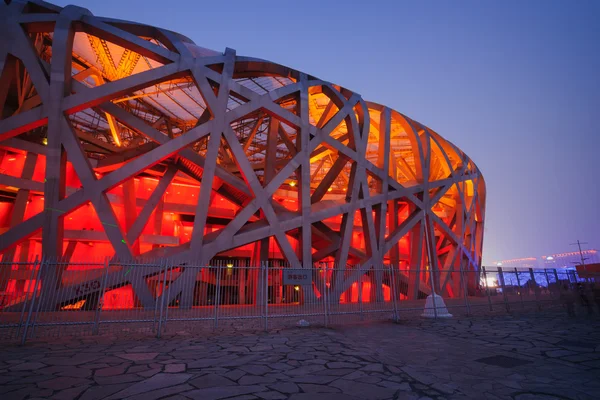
1,258,598,343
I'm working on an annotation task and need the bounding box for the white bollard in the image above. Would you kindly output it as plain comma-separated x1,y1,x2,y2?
421,294,453,318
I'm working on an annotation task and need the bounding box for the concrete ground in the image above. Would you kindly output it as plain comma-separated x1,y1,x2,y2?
0,311,599,400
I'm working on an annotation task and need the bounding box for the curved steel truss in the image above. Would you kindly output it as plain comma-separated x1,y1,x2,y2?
0,0,485,307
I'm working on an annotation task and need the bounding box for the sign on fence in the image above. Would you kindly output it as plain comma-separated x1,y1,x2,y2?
283,269,312,286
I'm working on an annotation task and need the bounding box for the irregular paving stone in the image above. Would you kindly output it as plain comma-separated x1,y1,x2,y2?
360,363,385,372
287,353,313,361
95,365,128,377
57,367,93,378
298,383,341,393
238,375,277,385
321,368,356,376
137,368,162,378
326,361,360,369
330,378,397,399
79,383,132,400
9,362,46,371
288,375,338,384
378,380,412,391
356,376,382,384
94,373,144,385
116,353,159,362
106,373,192,399
223,369,247,381
38,377,92,390
43,354,100,366
51,385,90,400
289,394,362,400
127,383,194,400
285,365,326,376
164,363,186,373
255,391,287,399
189,374,236,389
10,375,55,384
267,382,299,394
6,386,53,399
238,364,272,375
184,385,267,400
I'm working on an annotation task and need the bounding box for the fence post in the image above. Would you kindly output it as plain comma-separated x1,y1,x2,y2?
263,262,268,331
17,256,39,339
529,268,542,311
390,264,399,322
460,267,471,316
214,263,222,331
157,259,168,338
482,267,493,311
498,267,510,313
21,257,45,345
514,268,524,309
93,257,110,335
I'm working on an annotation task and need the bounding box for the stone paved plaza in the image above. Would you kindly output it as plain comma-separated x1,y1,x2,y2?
0,312,599,400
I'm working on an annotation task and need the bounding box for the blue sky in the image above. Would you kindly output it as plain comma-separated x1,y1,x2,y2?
53,0,600,264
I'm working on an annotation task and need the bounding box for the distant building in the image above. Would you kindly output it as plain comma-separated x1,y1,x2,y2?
494,249,598,271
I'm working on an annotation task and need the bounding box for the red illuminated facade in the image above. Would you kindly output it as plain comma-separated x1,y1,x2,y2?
0,1,485,309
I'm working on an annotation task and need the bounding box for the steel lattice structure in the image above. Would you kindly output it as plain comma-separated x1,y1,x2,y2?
0,0,485,308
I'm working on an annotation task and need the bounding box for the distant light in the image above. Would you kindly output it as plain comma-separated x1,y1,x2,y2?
546,256,554,261
294,286,300,291
8,157,16,161
327,187,333,192
227,263,233,268
42,138,48,145
289,181,296,187
496,262,502,266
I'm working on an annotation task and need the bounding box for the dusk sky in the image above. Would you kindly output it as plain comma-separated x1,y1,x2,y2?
54,0,600,264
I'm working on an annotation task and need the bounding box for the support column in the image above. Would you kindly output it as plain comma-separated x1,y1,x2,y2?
1,152,38,292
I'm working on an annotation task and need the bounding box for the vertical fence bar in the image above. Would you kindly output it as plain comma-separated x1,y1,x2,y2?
30,256,55,339
214,263,222,330
428,265,438,319
482,266,493,311
460,267,471,316
529,268,541,310
514,268,524,309
152,259,160,333
93,257,110,335
21,257,45,345
17,256,39,338
163,261,173,333
358,268,364,321
157,259,168,339
322,265,328,328
263,262,268,331
543,269,553,300
390,264,399,322
498,267,510,313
